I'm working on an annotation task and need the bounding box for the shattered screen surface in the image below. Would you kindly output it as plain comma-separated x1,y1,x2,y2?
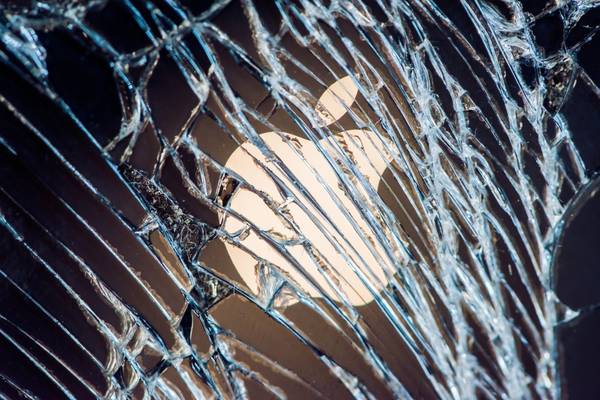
1,0,600,398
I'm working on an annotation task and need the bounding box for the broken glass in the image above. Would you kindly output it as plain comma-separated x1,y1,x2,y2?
0,0,598,398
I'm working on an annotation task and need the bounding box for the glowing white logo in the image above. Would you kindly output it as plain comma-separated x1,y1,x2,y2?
221,76,391,306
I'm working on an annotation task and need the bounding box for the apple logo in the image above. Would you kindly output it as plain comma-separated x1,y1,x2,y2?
219,75,396,306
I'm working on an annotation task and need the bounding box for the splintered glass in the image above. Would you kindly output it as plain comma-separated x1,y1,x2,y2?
0,0,599,398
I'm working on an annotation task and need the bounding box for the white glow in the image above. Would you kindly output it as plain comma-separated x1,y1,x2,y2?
221,76,393,306
315,76,359,127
